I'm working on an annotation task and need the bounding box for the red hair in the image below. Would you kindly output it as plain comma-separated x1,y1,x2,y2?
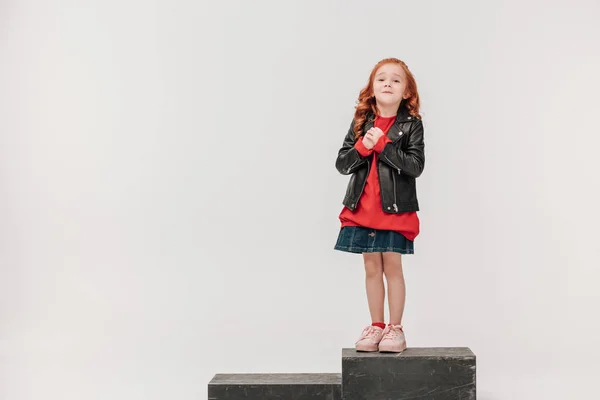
353,58,421,139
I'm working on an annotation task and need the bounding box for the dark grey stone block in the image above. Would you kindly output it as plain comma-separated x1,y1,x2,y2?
208,373,342,400
342,347,476,400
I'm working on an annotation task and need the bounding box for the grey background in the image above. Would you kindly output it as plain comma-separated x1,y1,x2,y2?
1,0,599,399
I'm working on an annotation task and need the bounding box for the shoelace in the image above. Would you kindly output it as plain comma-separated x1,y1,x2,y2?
383,326,403,340
358,326,381,341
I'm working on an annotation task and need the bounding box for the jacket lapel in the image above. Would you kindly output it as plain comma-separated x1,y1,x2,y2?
366,105,413,141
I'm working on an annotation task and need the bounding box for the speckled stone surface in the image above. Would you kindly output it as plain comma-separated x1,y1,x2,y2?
208,373,341,399
342,347,476,400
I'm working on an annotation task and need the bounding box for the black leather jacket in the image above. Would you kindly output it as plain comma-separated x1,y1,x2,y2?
335,105,425,213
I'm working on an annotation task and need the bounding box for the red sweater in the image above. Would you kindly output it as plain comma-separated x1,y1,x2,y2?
339,115,420,241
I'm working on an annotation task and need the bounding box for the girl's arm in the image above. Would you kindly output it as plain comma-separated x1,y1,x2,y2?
378,119,425,178
335,120,370,175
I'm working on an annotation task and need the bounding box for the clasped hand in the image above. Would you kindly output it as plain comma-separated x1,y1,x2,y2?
362,127,384,150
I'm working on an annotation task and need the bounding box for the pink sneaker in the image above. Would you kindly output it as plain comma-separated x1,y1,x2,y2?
355,325,384,352
378,325,407,353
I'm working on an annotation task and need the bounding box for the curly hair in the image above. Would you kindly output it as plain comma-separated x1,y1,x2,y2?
353,58,421,139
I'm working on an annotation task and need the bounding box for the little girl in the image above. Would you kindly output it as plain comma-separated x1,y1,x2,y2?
334,58,425,353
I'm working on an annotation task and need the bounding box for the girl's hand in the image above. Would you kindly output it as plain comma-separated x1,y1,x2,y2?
362,135,376,150
366,127,384,144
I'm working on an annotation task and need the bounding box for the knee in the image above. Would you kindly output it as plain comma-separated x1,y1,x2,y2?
382,253,403,279
364,261,383,280
384,268,403,280
383,264,404,280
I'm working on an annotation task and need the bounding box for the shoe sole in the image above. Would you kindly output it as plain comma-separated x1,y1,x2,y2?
378,345,407,353
355,344,379,352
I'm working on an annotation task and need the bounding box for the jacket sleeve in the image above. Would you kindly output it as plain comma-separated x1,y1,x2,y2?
335,120,370,175
378,119,425,178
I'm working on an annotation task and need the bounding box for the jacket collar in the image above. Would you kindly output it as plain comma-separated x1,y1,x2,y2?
365,104,416,141
367,103,415,123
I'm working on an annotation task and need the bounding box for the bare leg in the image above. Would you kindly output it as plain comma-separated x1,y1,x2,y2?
362,252,385,323
382,252,405,325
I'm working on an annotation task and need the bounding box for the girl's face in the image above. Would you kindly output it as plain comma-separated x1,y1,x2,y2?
372,63,408,108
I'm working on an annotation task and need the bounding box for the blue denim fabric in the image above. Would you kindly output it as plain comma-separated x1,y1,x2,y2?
334,226,414,254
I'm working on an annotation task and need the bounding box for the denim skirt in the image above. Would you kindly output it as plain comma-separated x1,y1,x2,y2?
334,226,414,254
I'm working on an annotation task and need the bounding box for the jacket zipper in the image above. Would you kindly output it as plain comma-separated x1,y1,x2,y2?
392,173,398,212
382,154,402,175
380,154,400,212
374,156,398,213
346,157,361,174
